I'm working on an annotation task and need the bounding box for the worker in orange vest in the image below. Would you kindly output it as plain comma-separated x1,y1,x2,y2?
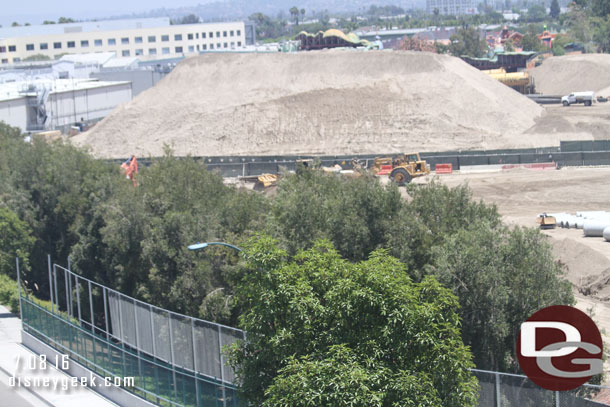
120,155,138,187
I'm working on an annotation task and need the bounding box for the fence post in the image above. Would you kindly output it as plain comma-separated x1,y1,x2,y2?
53,264,58,314
555,391,560,407
76,276,82,326
168,313,178,403
191,318,200,407
218,325,227,407
495,372,501,407
16,257,23,317
133,300,143,390
88,281,94,333
48,255,54,313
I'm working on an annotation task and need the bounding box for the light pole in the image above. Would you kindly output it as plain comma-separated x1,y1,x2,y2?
187,241,242,252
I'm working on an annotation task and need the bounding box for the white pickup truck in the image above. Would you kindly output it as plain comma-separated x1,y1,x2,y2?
562,91,595,106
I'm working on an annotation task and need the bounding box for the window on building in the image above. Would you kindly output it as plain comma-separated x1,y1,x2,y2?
94,39,102,46
68,41,75,48
14,57,21,62
223,31,227,37
223,42,228,48
175,46,183,53
196,33,199,39
8,45,17,52
196,44,200,50
0,46,5,53
230,42,234,47
135,49,143,55
209,32,213,38
149,48,157,55
26,44,34,51
122,50,130,57
209,44,213,49
237,30,241,36
108,38,116,45
81,40,89,47
188,45,194,52
230,30,234,36
217,43,221,48
121,37,129,44
202,32,206,39
162,47,170,54
54,42,62,49
216,31,220,37
237,41,241,46
1,59,8,64
202,44,207,50
188,33,194,40
148,35,156,42
161,35,169,42
135,36,143,43
174,34,182,41
39,43,47,50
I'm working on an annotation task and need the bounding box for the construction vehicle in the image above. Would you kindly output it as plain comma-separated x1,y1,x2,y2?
371,153,430,185
536,213,556,229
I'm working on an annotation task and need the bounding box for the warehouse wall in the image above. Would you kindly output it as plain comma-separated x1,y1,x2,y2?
46,82,132,127
0,97,28,130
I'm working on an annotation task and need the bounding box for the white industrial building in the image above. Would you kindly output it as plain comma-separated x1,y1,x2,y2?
0,17,250,65
0,78,131,132
427,0,476,15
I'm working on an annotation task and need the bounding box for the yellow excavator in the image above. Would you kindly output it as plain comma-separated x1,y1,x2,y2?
371,153,430,185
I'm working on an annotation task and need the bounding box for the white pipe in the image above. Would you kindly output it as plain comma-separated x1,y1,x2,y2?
604,226,610,242
584,221,610,237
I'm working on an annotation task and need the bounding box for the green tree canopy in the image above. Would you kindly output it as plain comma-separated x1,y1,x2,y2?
521,24,546,51
551,0,561,19
0,207,34,278
449,26,488,57
230,237,479,407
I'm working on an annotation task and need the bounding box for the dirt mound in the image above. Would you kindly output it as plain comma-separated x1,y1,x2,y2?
531,54,610,96
73,50,544,158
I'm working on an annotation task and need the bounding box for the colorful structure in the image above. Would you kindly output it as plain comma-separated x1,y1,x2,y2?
296,29,373,50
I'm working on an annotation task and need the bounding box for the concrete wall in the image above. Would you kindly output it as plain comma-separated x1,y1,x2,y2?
46,82,132,127
0,96,28,129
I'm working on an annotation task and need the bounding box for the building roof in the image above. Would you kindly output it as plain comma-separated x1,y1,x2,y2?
0,18,170,40
0,78,130,102
102,57,139,69
60,52,116,65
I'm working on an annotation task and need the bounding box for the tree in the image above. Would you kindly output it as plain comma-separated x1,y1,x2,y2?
550,0,561,19
11,22,20,27
504,38,516,51
525,4,548,22
177,14,199,24
592,0,610,17
593,16,610,52
42,20,56,25
229,237,479,407
521,24,546,51
428,222,574,372
57,17,75,24
449,26,488,57
0,207,34,278
289,6,300,25
23,54,51,62
300,8,305,22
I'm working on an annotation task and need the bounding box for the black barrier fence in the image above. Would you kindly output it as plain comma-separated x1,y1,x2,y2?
111,140,610,178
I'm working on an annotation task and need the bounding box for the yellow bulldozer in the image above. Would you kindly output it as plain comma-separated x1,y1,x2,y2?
371,153,430,185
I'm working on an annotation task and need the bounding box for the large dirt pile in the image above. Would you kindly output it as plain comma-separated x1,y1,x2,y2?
531,54,610,96
74,50,545,158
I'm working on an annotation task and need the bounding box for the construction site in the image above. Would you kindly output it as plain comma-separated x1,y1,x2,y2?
70,47,610,361
6,42,610,407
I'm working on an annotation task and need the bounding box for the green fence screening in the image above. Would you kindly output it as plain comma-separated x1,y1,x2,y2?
21,297,243,407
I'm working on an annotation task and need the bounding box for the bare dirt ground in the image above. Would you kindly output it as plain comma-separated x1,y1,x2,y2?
525,103,610,141
426,166,610,375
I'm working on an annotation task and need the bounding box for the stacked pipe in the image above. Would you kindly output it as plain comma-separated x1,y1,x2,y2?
549,211,610,240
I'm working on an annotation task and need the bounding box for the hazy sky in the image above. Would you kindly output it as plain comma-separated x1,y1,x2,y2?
2,0,210,27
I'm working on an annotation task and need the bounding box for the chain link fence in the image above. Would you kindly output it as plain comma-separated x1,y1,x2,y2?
472,369,610,407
